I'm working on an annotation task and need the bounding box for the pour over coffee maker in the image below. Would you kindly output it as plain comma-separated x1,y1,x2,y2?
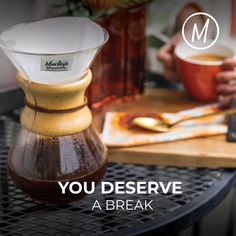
0,17,109,204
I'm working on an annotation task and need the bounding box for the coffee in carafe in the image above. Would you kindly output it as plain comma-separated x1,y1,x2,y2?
0,17,109,204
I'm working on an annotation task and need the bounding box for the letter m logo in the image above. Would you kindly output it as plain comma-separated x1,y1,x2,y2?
191,19,210,43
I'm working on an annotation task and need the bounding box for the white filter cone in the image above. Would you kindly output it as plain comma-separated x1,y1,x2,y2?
0,17,108,84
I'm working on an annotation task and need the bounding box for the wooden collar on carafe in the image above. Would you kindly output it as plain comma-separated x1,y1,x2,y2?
17,70,93,136
16,70,92,113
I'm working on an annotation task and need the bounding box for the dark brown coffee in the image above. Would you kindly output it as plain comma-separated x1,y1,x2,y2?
8,125,107,204
9,163,106,204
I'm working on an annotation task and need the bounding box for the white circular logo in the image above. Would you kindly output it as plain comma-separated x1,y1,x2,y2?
182,12,219,50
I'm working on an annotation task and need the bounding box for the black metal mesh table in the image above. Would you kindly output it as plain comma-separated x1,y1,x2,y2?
1,109,236,236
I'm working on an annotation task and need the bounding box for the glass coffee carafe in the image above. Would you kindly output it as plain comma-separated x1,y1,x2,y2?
0,17,109,204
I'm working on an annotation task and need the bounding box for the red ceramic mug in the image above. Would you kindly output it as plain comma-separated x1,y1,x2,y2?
175,43,234,102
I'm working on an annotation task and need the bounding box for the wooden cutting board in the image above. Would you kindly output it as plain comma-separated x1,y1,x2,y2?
93,88,236,168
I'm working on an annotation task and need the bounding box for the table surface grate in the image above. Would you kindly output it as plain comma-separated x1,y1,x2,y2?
0,110,235,236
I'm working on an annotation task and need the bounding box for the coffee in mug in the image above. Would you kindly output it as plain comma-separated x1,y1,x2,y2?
188,53,226,62
175,43,234,102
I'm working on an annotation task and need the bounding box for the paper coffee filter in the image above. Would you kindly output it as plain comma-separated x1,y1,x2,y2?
0,17,108,84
